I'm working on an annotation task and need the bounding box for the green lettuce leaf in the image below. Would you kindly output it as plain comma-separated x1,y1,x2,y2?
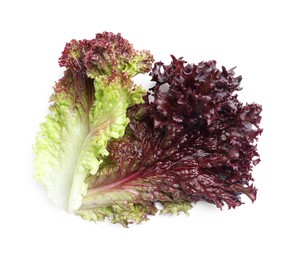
34,32,153,213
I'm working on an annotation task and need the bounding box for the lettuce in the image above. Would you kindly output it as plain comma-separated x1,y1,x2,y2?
35,34,262,227
34,32,153,213
77,56,262,226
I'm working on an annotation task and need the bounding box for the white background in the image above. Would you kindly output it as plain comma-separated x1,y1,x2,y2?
1,0,294,259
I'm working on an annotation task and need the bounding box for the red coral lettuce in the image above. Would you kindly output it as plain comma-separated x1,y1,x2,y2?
77,55,262,226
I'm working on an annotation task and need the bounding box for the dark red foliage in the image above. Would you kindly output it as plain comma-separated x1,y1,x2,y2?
59,32,153,78
56,32,153,113
89,56,262,210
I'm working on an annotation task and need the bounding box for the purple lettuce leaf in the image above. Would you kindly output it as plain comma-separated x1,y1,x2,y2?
76,56,262,226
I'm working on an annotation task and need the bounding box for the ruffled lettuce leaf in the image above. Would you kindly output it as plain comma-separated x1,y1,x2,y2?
34,32,153,213
76,56,262,226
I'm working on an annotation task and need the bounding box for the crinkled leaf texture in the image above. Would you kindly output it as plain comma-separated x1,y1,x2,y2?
34,32,153,213
76,56,262,227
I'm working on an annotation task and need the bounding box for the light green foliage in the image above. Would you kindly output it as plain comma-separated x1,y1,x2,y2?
76,202,157,227
34,75,145,213
160,202,193,215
